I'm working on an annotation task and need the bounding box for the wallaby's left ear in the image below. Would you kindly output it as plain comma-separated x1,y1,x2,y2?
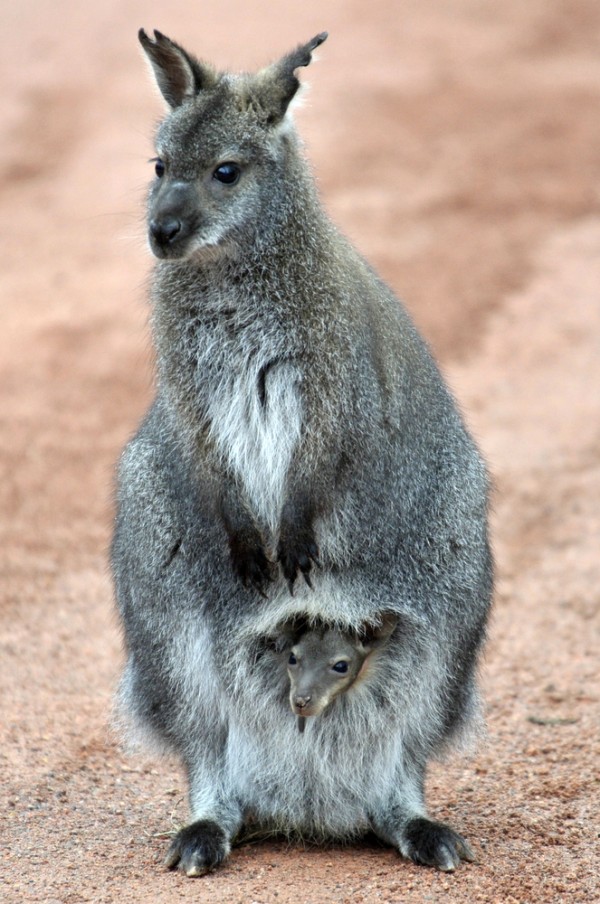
257,32,328,124
138,29,216,108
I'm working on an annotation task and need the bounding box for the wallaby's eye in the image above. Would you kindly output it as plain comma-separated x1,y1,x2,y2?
152,158,165,178
332,661,349,674
288,653,297,666
213,162,241,185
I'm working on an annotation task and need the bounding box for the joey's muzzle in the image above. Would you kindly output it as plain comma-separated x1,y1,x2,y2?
289,692,326,719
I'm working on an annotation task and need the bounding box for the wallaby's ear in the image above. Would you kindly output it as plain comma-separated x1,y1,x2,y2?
256,32,328,124
138,29,216,108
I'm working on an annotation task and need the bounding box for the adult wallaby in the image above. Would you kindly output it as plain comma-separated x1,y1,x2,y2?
282,615,398,733
112,28,492,877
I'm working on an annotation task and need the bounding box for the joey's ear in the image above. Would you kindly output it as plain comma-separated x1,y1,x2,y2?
272,615,307,653
256,31,328,124
360,612,398,648
138,29,216,108
273,631,294,654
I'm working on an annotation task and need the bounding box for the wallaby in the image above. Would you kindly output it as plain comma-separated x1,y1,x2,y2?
280,615,397,732
112,29,492,878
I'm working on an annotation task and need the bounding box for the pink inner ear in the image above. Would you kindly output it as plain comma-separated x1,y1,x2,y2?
355,650,373,683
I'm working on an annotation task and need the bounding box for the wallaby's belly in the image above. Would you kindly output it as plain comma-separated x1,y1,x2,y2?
225,706,399,839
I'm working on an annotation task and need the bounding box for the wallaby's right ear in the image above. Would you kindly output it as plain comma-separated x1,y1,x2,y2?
256,32,328,124
138,29,216,108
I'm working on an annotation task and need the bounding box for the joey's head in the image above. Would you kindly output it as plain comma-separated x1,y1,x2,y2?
138,29,327,261
287,628,367,721
285,614,397,730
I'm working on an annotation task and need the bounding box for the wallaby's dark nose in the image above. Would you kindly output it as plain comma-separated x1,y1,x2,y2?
150,217,181,246
294,695,311,709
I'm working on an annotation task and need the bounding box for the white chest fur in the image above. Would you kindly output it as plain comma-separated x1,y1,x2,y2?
206,357,303,533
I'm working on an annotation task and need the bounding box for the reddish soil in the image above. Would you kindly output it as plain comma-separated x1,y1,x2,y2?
2,2,599,902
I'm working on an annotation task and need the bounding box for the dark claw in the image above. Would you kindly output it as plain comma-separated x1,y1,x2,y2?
403,817,476,872
244,575,269,600
308,543,321,568
277,535,321,595
229,532,276,596
165,819,230,877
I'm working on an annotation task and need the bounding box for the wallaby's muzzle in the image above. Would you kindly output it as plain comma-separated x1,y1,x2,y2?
148,180,198,259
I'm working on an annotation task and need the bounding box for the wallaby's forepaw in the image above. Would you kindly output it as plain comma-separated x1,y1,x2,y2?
277,533,321,594
165,819,230,877
229,531,276,597
401,817,476,872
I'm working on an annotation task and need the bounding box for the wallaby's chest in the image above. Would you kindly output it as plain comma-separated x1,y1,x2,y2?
166,305,303,532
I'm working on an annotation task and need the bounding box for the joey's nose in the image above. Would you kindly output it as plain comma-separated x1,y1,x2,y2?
294,695,311,709
150,217,181,246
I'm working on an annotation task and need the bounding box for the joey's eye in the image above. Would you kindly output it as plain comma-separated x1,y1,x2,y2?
332,661,349,674
153,158,165,178
213,162,241,185
288,653,297,666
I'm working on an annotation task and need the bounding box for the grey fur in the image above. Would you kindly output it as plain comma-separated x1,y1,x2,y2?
111,29,492,877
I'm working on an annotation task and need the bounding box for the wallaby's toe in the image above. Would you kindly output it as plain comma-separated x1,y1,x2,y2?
165,819,230,876
402,817,476,871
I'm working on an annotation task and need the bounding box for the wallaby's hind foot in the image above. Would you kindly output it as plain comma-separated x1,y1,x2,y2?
164,820,231,877
401,817,476,872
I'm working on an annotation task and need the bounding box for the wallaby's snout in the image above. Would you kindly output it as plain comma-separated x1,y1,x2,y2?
150,216,181,248
148,180,198,258
293,694,311,710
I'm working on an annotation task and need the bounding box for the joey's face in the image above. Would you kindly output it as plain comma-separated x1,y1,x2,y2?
147,82,279,261
286,631,367,719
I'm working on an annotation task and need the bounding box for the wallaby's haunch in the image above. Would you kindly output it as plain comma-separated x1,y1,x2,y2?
112,28,492,878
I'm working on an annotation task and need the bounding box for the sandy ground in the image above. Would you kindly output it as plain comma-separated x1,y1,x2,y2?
2,1,599,902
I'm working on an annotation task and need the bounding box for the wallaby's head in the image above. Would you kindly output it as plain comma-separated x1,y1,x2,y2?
138,29,327,261
283,614,397,731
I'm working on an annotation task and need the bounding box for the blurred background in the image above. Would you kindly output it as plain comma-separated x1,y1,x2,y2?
2,2,599,901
